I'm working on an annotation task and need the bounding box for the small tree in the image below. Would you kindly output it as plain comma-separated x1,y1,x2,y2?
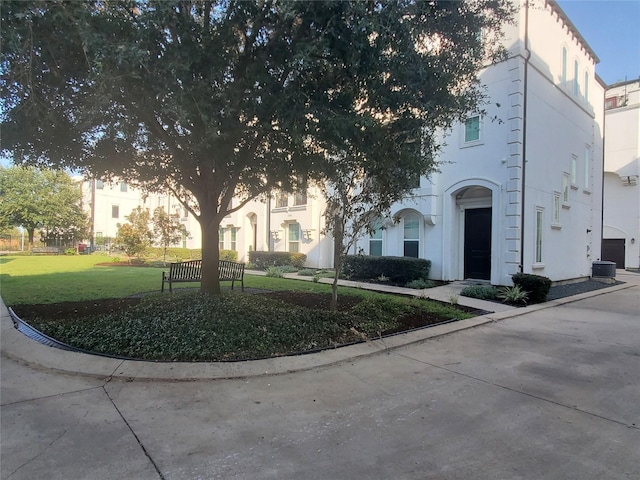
323,156,423,311
152,206,188,261
113,207,153,260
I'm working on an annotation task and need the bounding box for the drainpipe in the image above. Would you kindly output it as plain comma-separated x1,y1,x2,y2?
519,0,531,273
266,195,271,252
599,88,606,262
90,179,96,251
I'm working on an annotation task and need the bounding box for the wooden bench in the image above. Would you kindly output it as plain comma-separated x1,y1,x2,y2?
31,246,62,255
161,259,245,292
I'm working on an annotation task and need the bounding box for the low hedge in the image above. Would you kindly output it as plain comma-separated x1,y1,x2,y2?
342,255,431,284
144,247,202,260
143,247,237,262
512,272,551,304
249,251,307,269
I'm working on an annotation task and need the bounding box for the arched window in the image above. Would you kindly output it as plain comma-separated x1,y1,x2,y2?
561,47,567,84
584,70,589,102
403,213,420,258
573,60,579,96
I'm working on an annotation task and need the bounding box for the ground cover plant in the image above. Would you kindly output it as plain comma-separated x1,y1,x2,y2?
3,255,475,361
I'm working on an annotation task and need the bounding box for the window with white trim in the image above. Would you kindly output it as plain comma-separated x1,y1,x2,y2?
584,147,591,189
120,181,127,192
288,223,300,253
571,155,578,186
111,205,119,218
573,60,579,96
230,227,237,252
96,179,104,189
403,213,420,258
563,174,570,205
369,222,383,256
561,47,567,84
463,115,481,143
275,193,288,208
553,193,561,225
535,208,544,264
219,227,225,250
584,70,589,102
294,190,307,206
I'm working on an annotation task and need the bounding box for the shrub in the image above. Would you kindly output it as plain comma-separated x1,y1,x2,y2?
298,268,317,276
265,266,285,278
64,248,77,255
405,278,436,289
511,273,551,304
460,285,499,300
497,285,529,305
342,255,431,284
249,251,307,269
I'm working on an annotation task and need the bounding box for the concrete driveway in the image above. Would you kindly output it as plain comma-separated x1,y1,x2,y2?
1,275,639,479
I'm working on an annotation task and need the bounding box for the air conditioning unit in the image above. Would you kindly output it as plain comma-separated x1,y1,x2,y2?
592,261,616,278
621,175,638,186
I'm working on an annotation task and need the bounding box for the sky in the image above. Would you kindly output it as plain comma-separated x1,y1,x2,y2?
557,0,640,85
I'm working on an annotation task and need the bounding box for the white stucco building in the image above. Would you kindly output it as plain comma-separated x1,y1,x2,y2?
602,78,640,270
83,1,606,285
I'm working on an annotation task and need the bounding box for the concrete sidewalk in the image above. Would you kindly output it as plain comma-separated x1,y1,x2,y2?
2,272,638,479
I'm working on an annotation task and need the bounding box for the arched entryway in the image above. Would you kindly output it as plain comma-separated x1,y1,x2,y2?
457,186,493,281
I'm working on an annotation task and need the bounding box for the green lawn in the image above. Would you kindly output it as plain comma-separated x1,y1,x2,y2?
2,254,473,361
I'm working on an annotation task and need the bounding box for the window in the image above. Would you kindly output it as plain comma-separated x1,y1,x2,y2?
584,71,589,101
561,47,567,84
96,179,104,190
571,155,578,185
553,193,561,225
120,181,127,192
573,60,579,96
563,174,570,204
230,227,237,251
288,223,300,253
605,97,617,110
464,115,481,143
111,205,119,218
294,190,307,206
403,213,420,258
219,227,225,250
584,147,591,189
369,222,383,256
535,208,544,264
276,193,288,208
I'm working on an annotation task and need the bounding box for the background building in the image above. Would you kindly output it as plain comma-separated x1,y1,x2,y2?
602,78,640,270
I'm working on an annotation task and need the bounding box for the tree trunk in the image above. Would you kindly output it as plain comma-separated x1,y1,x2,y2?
330,214,344,312
27,228,35,248
199,211,222,295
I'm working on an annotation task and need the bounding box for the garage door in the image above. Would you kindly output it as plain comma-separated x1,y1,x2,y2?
602,239,625,269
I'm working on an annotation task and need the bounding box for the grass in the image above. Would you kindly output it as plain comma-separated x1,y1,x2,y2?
2,255,474,361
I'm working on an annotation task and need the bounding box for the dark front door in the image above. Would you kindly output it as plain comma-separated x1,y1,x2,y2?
464,208,492,280
602,238,625,269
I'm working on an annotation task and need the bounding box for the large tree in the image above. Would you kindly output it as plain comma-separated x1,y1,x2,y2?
0,166,89,247
1,0,514,293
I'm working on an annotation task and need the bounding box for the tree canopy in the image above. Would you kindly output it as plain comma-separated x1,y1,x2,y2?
1,0,515,293
0,166,89,247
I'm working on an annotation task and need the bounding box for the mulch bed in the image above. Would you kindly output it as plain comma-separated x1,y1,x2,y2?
12,291,480,336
